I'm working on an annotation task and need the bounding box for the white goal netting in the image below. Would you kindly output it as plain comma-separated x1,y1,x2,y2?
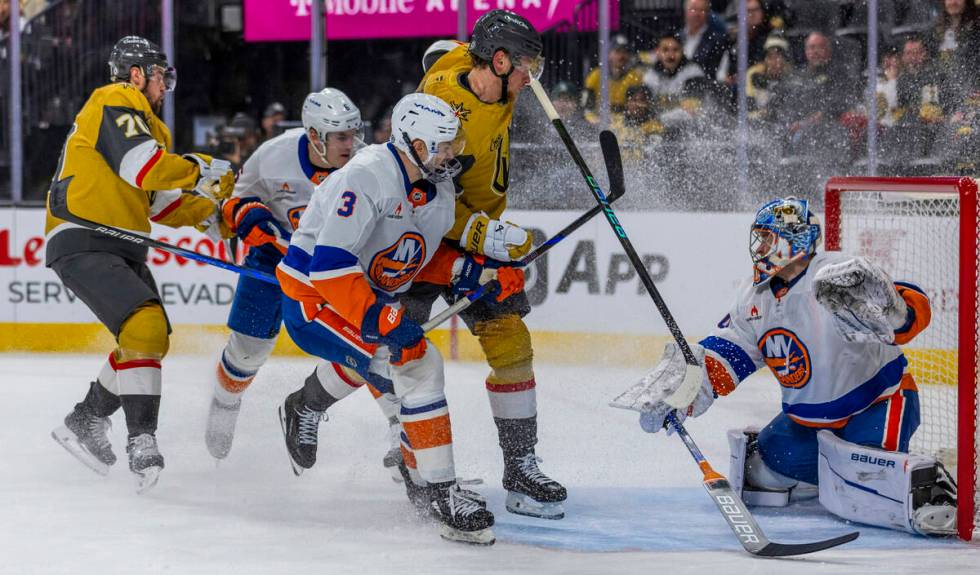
829,180,979,540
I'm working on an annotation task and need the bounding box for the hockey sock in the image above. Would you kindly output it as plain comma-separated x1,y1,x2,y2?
300,364,356,411
111,353,163,437
400,398,454,484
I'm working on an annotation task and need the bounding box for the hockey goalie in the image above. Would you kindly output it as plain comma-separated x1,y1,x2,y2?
612,196,958,536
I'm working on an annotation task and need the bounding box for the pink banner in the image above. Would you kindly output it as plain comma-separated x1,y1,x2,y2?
244,0,585,41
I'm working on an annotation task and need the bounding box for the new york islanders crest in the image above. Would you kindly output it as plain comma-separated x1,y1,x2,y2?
369,232,426,292
758,328,812,389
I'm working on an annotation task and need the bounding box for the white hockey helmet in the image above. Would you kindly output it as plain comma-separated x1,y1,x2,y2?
422,39,463,73
390,93,463,182
302,87,363,164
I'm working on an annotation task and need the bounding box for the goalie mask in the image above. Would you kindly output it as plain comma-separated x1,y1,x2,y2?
750,197,822,285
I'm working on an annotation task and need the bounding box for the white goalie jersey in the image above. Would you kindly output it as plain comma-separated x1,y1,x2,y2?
233,127,334,231
700,251,930,428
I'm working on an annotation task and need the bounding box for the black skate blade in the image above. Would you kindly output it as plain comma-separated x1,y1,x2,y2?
439,524,496,546
51,426,110,476
134,466,162,494
278,405,305,477
505,492,565,520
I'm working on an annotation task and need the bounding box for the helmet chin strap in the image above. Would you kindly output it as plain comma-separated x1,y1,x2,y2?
402,132,431,179
310,131,331,166
492,53,515,104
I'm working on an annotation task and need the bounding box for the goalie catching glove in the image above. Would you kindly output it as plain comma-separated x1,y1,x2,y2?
221,196,291,255
450,253,525,303
360,302,426,365
812,257,909,344
460,212,532,262
184,153,235,202
610,342,715,434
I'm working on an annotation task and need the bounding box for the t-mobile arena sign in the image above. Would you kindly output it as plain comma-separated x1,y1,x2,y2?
244,0,583,41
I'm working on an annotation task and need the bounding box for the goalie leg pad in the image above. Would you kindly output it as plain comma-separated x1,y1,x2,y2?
816,430,953,534
730,427,806,507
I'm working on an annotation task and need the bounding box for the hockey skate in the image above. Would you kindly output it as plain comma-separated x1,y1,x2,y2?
911,462,958,536
51,404,116,476
429,483,496,546
278,389,326,476
397,461,487,517
205,396,241,460
127,433,164,494
503,453,567,520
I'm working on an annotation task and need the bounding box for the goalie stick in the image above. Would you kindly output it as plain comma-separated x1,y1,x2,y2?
421,131,626,332
528,79,859,556
48,185,278,285
665,412,860,557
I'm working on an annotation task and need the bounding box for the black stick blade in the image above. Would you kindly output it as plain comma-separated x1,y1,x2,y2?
754,531,860,558
599,130,625,202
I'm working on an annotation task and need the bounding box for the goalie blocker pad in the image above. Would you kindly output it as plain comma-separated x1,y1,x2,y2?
816,430,956,535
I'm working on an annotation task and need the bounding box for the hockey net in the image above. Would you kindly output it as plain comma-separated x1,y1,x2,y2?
825,177,980,541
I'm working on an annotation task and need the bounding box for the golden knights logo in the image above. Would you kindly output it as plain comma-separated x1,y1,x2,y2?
758,328,812,389
369,232,426,292
450,101,471,122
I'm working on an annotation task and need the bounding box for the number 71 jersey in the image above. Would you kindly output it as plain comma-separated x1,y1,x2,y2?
278,142,455,308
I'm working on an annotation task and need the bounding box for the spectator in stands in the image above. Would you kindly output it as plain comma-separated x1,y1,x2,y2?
260,101,286,142
681,0,730,81
941,71,980,174
1,1,9,34
893,36,948,161
215,112,260,171
610,84,663,158
719,0,773,83
746,35,796,123
932,0,979,64
582,34,644,122
643,32,709,134
876,47,903,128
779,31,855,161
552,81,582,122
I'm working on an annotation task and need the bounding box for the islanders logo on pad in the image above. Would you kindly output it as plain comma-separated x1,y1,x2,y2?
369,232,426,292
758,328,812,389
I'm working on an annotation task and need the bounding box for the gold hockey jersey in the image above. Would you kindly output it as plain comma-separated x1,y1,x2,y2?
44,82,214,263
419,44,514,241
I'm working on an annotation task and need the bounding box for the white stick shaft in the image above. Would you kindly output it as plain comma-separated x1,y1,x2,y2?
529,79,560,121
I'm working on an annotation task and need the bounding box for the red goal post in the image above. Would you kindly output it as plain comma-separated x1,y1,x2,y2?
824,176,979,541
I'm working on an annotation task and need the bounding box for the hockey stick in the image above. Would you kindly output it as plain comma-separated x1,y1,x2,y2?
421,131,626,332
529,80,859,556
665,412,860,557
48,185,278,285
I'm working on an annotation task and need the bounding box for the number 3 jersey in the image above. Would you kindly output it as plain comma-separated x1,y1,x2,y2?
276,143,455,329
233,127,334,233
700,251,932,428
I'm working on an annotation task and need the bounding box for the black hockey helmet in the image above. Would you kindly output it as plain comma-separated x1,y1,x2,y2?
469,10,542,65
108,36,175,90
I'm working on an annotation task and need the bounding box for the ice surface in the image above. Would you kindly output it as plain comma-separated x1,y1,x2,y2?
1,353,977,574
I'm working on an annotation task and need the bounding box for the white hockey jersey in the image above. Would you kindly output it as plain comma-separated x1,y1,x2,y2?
234,127,334,231
701,251,930,428
276,143,455,327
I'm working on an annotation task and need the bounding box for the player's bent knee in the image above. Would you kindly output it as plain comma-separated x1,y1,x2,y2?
225,331,276,372
118,303,169,359
391,344,445,406
475,315,533,376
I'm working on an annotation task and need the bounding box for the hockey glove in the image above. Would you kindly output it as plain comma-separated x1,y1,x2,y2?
610,342,714,435
812,257,909,344
185,153,235,202
361,302,427,366
221,197,291,255
460,212,532,262
194,206,234,241
450,254,525,303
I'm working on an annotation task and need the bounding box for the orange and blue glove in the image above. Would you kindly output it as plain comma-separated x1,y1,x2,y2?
221,196,291,255
360,302,427,365
450,253,525,303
